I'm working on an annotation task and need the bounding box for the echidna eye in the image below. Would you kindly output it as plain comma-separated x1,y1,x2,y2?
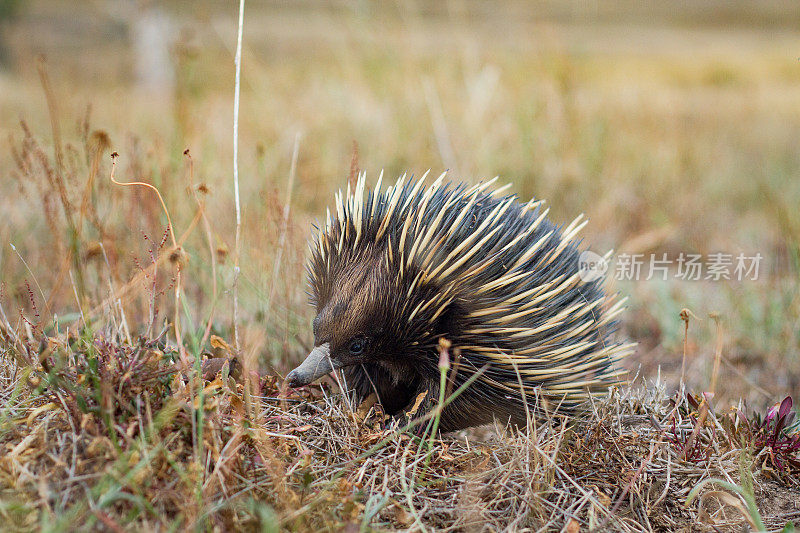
348,338,366,355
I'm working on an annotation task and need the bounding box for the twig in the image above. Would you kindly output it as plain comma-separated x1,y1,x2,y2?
185,151,219,350
708,313,724,395
423,77,459,175
108,153,186,362
679,308,699,387
266,132,301,319
232,0,246,351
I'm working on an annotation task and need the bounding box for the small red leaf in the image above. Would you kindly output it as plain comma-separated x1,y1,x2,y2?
778,396,793,418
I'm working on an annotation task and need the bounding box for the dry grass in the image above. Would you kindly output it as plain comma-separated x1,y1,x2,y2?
1,323,799,531
2,2,799,407
1,1,800,531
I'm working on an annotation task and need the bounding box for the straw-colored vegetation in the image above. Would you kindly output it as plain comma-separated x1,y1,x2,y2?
1,1,799,530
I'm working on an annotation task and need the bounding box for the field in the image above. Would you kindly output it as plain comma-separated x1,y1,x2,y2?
1,1,799,530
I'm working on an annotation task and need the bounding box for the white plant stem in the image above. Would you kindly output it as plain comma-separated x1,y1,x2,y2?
232,0,245,350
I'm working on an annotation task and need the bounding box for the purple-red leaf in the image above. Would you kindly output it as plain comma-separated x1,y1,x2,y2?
778,396,793,418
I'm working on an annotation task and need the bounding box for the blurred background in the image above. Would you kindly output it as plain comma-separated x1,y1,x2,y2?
1,0,799,409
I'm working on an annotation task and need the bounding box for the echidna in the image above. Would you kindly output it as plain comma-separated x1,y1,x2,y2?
286,172,633,431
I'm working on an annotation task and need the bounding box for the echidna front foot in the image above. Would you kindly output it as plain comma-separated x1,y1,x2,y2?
342,363,424,418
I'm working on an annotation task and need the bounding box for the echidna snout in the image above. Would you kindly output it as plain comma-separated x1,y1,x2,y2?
288,172,634,431
285,344,335,388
